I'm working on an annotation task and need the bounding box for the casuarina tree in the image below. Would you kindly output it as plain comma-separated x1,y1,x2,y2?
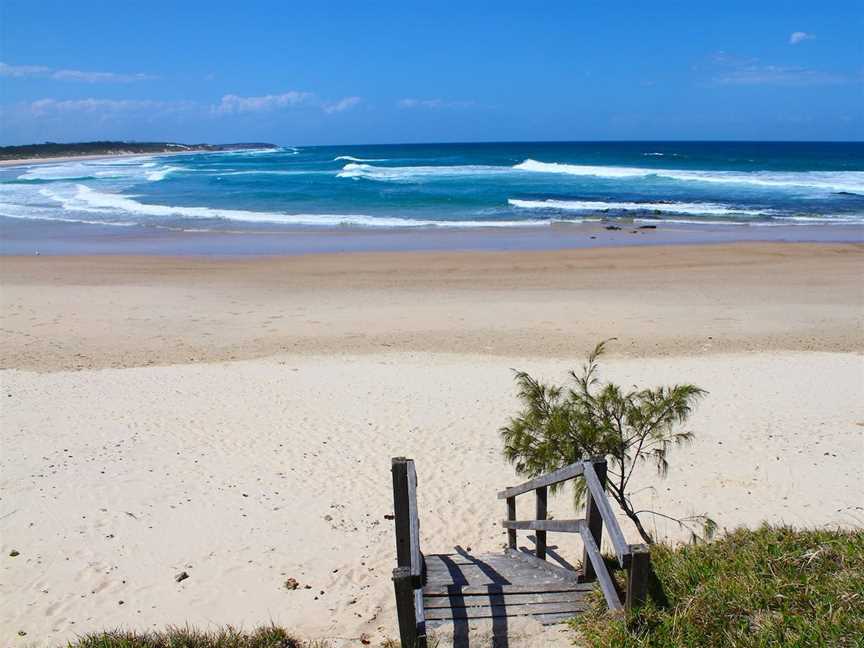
501,340,715,544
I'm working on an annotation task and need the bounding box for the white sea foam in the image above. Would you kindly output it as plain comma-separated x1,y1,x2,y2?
508,198,773,216
513,159,864,193
337,162,509,181
38,184,570,228
334,155,390,162
145,166,184,181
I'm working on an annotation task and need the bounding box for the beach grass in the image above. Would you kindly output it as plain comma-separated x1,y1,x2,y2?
572,525,864,647
63,625,330,648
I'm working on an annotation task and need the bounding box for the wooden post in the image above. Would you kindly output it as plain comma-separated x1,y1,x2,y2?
535,486,547,560
393,566,422,647
626,544,651,611
582,459,607,581
506,495,517,549
392,458,412,568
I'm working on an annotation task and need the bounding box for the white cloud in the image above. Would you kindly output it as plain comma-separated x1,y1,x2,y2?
28,98,196,117
11,90,363,123
398,98,474,109
0,62,157,83
714,64,848,86
789,31,814,45
214,92,314,114
706,49,853,86
323,96,362,114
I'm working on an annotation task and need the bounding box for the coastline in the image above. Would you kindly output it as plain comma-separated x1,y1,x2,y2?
0,150,202,167
3,241,861,371
3,215,862,256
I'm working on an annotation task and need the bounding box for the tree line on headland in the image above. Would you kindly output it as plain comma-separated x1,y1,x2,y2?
0,141,277,161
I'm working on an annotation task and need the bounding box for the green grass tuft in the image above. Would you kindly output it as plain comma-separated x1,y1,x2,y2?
64,625,309,648
572,525,864,647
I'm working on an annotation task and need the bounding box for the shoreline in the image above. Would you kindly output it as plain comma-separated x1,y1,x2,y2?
3,216,862,256
0,150,207,168
2,241,861,371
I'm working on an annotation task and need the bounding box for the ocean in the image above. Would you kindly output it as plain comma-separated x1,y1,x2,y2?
1,141,863,252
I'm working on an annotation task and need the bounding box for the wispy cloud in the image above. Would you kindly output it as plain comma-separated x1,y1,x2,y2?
29,98,196,117
0,62,157,83
715,64,848,86
706,50,853,86
213,92,314,114
17,91,363,120
323,96,362,114
398,98,475,109
789,31,814,45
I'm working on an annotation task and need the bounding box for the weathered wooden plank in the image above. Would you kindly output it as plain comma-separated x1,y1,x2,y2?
579,525,623,611
582,461,628,566
423,590,588,608
502,519,584,533
582,459,606,581
626,544,651,611
422,582,594,596
392,458,412,571
393,566,426,648
424,599,589,621
406,460,423,580
505,548,581,583
497,463,585,499
535,486,548,560
506,495,517,549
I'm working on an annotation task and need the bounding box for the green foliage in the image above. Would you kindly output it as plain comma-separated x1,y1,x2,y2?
64,625,308,648
572,525,864,648
501,340,710,543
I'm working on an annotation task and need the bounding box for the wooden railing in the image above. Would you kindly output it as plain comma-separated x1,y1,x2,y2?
391,458,427,648
498,458,651,612
390,457,651,647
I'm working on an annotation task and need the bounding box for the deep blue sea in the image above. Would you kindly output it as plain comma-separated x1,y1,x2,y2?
2,142,863,232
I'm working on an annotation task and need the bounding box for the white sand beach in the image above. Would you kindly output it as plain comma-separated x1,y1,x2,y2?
1,243,863,646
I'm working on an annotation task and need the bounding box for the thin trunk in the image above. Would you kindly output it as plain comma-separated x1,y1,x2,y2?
623,506,654,544
610,487,654,545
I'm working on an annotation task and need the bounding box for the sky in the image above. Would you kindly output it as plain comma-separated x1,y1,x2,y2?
1,1,862,145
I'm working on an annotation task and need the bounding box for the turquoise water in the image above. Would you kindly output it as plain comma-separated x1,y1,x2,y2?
1,142,863,232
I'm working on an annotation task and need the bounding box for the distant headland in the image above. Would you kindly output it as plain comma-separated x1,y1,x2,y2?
0,140,278,162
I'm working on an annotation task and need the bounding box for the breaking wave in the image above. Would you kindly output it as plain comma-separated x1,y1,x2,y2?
513,159,864,193
508,198,774,216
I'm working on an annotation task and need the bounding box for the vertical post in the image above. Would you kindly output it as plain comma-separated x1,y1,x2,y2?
392,458,411,568
393,566,421,647
535,486,547,560
627,545,651,611
582,459,607,581
506,495,517,550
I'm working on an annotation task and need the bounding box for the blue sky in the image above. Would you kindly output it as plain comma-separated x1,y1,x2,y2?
1,1,862,145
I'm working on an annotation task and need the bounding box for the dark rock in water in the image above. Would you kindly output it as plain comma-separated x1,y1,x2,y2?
9,550,19,557
175,571,190,583
639,225,657,229
590,236,597,239
605,225,622,231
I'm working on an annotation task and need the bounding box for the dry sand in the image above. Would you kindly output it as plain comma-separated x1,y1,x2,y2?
1,243,863,647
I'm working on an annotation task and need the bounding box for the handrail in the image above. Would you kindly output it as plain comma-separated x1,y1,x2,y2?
498,457,653,612
579,525,623,611
502,518,584,532
581,461,629,566
497,462,586,499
